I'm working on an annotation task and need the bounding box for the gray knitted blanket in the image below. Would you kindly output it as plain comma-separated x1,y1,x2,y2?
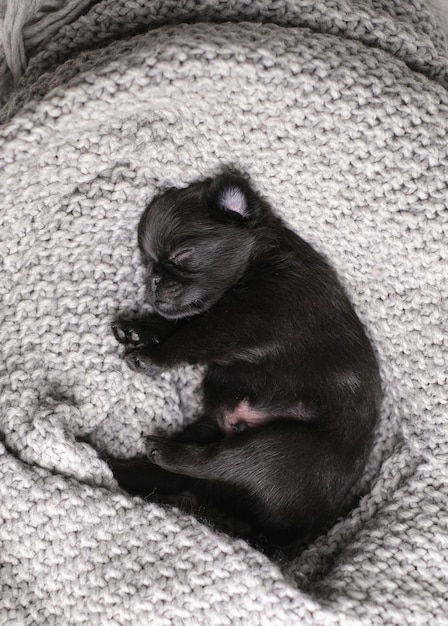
1,1,447,624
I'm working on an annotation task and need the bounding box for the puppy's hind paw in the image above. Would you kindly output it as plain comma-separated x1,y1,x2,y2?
145,436,176,468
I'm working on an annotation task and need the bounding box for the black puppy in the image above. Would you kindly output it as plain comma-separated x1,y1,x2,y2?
111,174,381,546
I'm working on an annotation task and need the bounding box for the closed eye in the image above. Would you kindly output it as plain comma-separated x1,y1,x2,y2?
168,247,193,266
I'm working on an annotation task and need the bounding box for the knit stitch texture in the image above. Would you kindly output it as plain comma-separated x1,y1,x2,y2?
0,1,447,624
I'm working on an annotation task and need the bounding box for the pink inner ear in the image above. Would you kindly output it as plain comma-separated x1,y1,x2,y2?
220,187,247,216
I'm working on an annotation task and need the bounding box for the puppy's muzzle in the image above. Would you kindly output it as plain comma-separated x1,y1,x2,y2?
147,281,182,309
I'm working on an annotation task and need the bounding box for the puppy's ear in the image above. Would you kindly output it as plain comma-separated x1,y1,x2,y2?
208,175,263,222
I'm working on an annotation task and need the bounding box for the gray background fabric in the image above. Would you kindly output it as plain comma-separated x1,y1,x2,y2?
0,1,447,624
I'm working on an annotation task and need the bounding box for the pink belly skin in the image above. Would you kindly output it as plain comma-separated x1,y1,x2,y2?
220,400,266,436
218,399,316,436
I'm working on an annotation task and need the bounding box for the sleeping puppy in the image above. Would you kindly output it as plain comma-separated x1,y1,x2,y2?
110,173,381,547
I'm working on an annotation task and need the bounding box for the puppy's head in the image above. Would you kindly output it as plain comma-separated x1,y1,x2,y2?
137,175,265,319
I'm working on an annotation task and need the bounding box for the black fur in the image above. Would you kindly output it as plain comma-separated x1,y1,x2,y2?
110,174,381,548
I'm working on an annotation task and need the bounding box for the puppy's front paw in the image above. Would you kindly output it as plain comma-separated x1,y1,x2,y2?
112,319,145,347
124,350,163,376
112,315,173,349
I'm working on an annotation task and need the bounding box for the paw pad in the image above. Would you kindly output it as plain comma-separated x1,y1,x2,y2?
112,321,142,346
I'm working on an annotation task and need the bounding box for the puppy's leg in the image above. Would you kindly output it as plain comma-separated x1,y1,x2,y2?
145,421,356,534
109,416,223,497
117,282,294,371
